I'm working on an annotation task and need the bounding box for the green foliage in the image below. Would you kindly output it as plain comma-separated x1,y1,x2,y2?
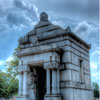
0,71,6,97
92,82,99,98
6,77,18,97
0,46,20,98
0,71,18,98
6,46,20,77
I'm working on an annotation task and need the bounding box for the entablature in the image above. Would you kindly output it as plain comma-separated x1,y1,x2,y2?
17,43,63,57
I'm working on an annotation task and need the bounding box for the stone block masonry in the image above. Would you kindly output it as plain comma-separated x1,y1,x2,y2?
17,12,93,100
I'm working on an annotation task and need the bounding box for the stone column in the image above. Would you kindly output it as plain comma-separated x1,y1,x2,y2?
46,69,50,94
52,70,57,94
23,71,28,96
18,72,23,96
57,69,60,94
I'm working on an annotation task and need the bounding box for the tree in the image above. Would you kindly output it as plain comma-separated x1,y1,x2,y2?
0,71,18,98
5,46,20,97
92,82,99,98
6,46,20,77
0,46,20,98
0,71,6,97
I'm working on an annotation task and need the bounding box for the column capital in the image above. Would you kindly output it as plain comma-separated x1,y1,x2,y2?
44,61,60,69
18,66,23,73
18,65,30,73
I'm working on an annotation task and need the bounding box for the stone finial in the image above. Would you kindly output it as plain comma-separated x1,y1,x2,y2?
66,26,71,32
40,12,48,21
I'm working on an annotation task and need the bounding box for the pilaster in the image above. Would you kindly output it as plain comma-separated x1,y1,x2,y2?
18,72,23,96
17,65,30,100
46,69,50,94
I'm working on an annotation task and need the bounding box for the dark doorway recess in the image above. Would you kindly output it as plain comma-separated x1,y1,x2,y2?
36,67,46,100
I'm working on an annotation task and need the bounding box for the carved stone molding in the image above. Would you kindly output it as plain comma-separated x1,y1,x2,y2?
44,62,60,69
18,65,30,73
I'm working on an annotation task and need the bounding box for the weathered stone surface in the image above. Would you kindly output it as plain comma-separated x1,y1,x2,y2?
60,81,92,89
35,21,51,28
71,53,79,66
60,69,72,81
36,24,60,34
72,70,80,82
37,30,57,41
73,89,93,100
62,51,71,63
44,95,62,100
44,62,60,69
83,60,90,70
17,43,62,57
65,63,80,72
17,12,93,100
18,65,30,73
60,88,74,100
26,29,36,36
85,74,91,85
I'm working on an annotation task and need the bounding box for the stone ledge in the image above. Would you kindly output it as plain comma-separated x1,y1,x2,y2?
16,96,29,100
17,44,63,57
36,24,60,34
60,81,92,90
60,63,90,73
44,94,62,100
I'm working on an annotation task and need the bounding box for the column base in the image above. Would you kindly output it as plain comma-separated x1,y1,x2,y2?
44,94,62,100
16,96,29,100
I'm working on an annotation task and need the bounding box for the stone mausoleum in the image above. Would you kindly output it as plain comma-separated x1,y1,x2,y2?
17,12,94,100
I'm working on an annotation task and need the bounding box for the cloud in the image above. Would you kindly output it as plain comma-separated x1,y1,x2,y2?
0,0,40,61
90,47,99,64
92,72,99,78
13,0,38,20
73,21,97,39
91,72,99,83
91,49,100,57
7,12,28,26
90,55,99,84
74,21,90,33
90,62,98,70
24,0,98,23
0,60,4,66
6,56,13,62
52,20,67,28
0,0,14,9
0,56,13,67
13,0,26,10
0,5,5,17
0,0,39,30
0,24,9,32
0,56,14,71
0,60,6,72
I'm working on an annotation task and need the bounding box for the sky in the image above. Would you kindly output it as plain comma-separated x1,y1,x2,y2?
0,0,99,84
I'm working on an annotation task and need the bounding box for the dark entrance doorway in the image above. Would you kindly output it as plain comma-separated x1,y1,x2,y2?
36,67,46,100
